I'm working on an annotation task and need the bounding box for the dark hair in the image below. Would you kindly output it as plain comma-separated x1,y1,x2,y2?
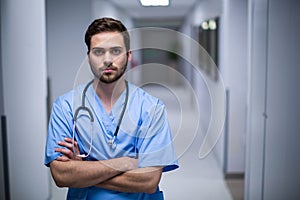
84,17,130,53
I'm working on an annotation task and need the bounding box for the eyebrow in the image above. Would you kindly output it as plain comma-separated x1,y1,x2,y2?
91,46,123,50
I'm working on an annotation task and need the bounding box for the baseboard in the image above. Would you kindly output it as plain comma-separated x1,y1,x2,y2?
225,173,244,179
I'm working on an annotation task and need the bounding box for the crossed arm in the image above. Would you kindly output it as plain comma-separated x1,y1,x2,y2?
50,138,163,194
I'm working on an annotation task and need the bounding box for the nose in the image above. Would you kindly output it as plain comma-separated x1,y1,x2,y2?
104,61,112,68
103,52,113,68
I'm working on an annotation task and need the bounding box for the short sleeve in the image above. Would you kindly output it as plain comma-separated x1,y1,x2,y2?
44,96,73,166
137,100,179,172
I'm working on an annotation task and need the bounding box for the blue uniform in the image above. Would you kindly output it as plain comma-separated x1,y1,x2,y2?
44,82,179,200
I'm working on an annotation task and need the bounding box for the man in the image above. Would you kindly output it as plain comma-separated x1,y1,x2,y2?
44,17,178,199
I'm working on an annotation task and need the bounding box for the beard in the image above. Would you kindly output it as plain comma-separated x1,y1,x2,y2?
90,57,128,84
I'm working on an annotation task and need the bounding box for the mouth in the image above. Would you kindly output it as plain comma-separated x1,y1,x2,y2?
100,66,116,75
103,68,114,72
103,67,116,73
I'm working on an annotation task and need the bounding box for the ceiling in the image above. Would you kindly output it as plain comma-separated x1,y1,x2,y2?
110,0,199,28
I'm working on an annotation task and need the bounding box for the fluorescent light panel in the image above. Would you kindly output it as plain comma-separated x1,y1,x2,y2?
140,0,169,6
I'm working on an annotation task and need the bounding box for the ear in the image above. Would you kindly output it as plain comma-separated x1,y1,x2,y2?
87,53,91,64
127,50,132,62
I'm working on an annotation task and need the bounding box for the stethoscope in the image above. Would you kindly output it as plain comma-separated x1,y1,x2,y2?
72,80,129,158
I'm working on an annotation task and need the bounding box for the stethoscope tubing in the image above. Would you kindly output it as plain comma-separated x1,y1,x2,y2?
73,80,129,156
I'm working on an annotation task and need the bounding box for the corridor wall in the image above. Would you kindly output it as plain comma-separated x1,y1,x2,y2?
0,0,49,199
0,0,5,196
181,0,248,175
245,0,300,199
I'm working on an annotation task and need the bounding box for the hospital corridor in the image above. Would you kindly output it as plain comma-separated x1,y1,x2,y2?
1,0,300,200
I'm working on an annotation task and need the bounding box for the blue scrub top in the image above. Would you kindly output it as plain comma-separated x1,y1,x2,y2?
44,82,179,200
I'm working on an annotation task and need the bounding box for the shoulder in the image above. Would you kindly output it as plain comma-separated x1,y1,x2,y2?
52,83,87,112
128,82,164,107
53,90,73,110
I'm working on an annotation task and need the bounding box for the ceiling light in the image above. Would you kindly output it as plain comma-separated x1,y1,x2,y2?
140,0,169,6
201,21,209,30
209,20,217,30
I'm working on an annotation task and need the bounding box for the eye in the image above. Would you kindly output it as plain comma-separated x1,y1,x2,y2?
92,48,105,56
111,48,122,55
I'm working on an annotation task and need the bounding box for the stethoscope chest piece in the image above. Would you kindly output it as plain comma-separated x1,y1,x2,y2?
108,136,117,149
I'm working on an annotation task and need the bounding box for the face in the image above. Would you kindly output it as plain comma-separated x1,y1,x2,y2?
88,31,131,84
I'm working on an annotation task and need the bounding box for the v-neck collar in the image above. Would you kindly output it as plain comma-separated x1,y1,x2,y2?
85,83,128,124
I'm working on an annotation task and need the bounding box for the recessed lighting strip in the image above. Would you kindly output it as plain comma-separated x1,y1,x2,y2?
140,0,169,6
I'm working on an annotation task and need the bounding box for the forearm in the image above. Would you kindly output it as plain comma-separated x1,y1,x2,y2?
50,157,137,188
96,167,163,194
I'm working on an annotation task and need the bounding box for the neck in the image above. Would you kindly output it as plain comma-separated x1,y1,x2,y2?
93,77,126,112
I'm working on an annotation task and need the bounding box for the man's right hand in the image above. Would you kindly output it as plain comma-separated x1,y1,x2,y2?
55,138,82,161
55,137,138,171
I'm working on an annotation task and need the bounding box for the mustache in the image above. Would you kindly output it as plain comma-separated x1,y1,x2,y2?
96,65,117,76
100,66,117,71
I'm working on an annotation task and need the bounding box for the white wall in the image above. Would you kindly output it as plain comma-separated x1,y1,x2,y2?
46,0,92,105
264,1,300,198
1,0,49,199
245,0,300,199
0,1,5,196
91,0,134,29
245,0,268,198
0,0,5,199
193,0,225,171
181,0,247,174
222,0,248,174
